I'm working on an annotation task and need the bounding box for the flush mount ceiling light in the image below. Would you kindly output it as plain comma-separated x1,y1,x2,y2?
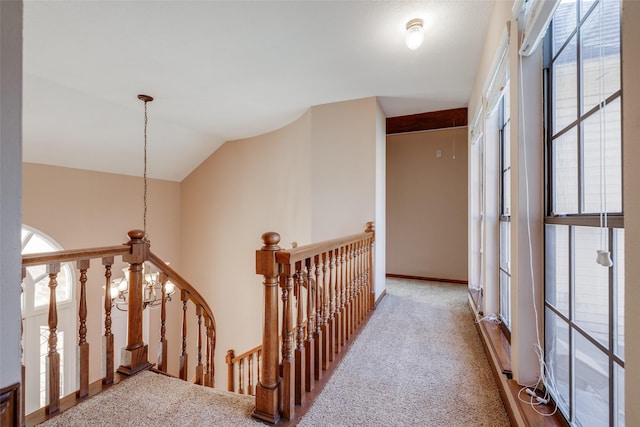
405,18,424,50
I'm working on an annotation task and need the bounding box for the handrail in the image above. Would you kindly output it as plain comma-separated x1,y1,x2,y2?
147,251,216,333
275,232,371,266
21,245,129,266
229,344,262,364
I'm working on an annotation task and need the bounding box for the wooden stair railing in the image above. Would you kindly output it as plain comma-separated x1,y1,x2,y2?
20,229,216,422
226,346,262,396
252,223,375,424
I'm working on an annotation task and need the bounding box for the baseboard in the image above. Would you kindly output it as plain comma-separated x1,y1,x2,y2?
386,273,468,285
374,289,387,308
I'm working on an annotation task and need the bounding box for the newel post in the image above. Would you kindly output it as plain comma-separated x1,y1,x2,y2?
118,230,153,375
365,222,376,309
253,232,281,424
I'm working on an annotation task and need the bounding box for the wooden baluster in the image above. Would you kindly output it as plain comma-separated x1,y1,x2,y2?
320,254,330,370
45,263,60,414
195,306,204,385
350,243,357,330
353,242,360,327
248,352,254,395
208,316,215,388
345,244,352,342
303,262,315,393
102,257,114,385
328,250,337,360
351,243,358,332
360,241,367,320
77,259,90,398
238,358,245,394
257,349,262,387
339,247,346,348
362,240,368,317
345,244,351,342
366,222,375,309
305,261,315,340
226,350,235,392
253,232,280,424
205,316,212,387
281,269,295,420
355,242,362,325
294,266,306,405
179,289,189,381
310,257,323,381
350,243,357,335
157,273,168,373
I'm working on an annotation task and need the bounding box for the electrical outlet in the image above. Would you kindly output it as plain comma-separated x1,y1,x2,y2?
436,149,442,158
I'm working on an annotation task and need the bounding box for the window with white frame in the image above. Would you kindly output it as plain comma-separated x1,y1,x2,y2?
544,0,624,425
498,82,512,331
21,226,77,415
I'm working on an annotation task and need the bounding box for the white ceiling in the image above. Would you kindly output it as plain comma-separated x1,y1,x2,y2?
23,0,495,182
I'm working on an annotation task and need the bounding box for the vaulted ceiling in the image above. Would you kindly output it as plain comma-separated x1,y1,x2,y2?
23,0,494,181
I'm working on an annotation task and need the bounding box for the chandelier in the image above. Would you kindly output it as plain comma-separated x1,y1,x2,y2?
109,263,176,311
107,94,176,310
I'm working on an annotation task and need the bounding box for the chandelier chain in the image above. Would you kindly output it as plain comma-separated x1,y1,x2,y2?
143,98,149,241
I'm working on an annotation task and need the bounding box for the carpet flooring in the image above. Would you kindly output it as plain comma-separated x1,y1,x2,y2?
39,278,509,426
298,278,509,426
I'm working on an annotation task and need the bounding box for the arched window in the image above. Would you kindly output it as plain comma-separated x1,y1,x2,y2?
21,225,76,414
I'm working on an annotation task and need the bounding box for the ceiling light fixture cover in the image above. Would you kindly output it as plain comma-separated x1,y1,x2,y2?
405,18,424,50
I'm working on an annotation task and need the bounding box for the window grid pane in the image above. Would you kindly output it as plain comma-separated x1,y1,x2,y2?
574,330,609,426
552,34,577,135
552,128,579,214
573,226,609,347
545,224,570,316
581,99,622,214
545,307,570,418
614,229,624,358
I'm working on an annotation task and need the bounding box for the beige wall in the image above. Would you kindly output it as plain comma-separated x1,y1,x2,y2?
180,111,313,390
310,98,377,241
181,97,383,390
386,127,468,281
22,163,184,382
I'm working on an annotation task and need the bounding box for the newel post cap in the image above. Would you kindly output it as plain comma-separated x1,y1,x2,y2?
365,222,375,233
261,232,281,251
128,229,145,240
124,229,148,264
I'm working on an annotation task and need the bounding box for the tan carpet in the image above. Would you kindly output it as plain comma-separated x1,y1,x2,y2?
38,371,262,426
39,278,509,426
298,278,510,426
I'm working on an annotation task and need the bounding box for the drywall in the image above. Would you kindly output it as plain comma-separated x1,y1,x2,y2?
386,127,468,281
0,0,23,392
